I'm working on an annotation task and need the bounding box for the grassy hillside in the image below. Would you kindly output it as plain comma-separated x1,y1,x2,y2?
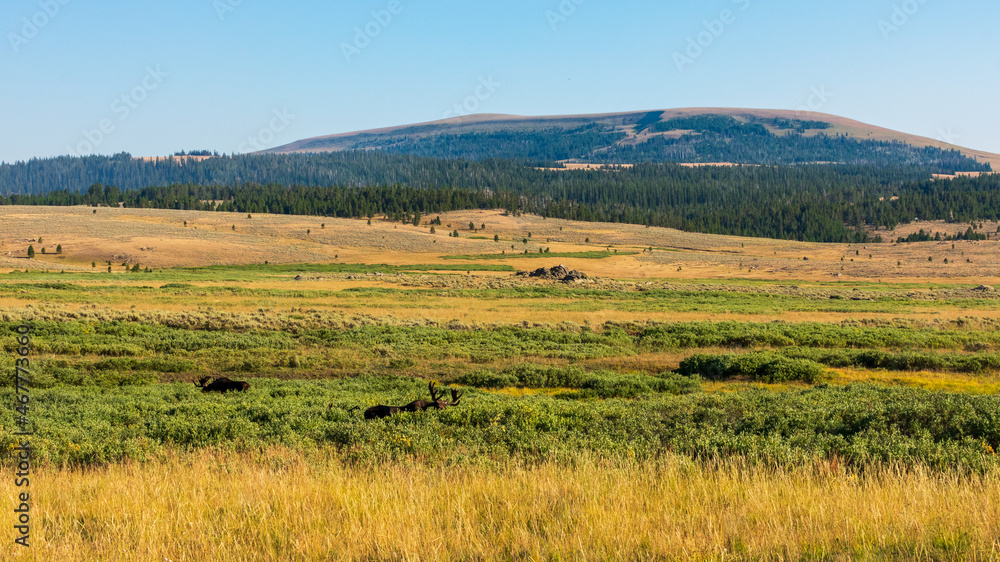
6,206,1000,284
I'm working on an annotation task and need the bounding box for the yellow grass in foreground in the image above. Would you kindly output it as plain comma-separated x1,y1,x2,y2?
3,450,999,561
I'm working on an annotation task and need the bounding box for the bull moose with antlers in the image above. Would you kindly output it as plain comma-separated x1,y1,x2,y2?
197,376,250,393
353,382,463,420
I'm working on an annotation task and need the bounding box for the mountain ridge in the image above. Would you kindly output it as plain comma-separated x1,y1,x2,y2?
266,108,1000,171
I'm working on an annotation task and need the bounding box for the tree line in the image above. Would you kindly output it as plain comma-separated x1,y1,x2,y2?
5,161,1000,243
1,113,990,199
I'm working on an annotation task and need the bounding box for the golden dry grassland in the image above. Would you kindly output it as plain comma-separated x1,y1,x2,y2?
2,450,998,561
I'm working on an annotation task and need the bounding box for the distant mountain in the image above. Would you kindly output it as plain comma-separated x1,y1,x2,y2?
4,109,998,246
268,109,996,172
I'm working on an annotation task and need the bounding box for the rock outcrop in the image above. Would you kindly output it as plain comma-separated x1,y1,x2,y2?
515,264,589,283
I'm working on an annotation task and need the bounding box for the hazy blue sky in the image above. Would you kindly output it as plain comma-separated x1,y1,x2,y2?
3,0,997,161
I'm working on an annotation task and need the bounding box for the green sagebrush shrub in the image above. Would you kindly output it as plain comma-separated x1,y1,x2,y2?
639,321,997,351
28,359,158,388
2,379,998,472
781,347,1000,374
676,352,826,383
456,364,701,398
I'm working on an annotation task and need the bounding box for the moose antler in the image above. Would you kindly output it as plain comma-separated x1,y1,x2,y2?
449,389,464,406
400,381,443,413
429,381,445,402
